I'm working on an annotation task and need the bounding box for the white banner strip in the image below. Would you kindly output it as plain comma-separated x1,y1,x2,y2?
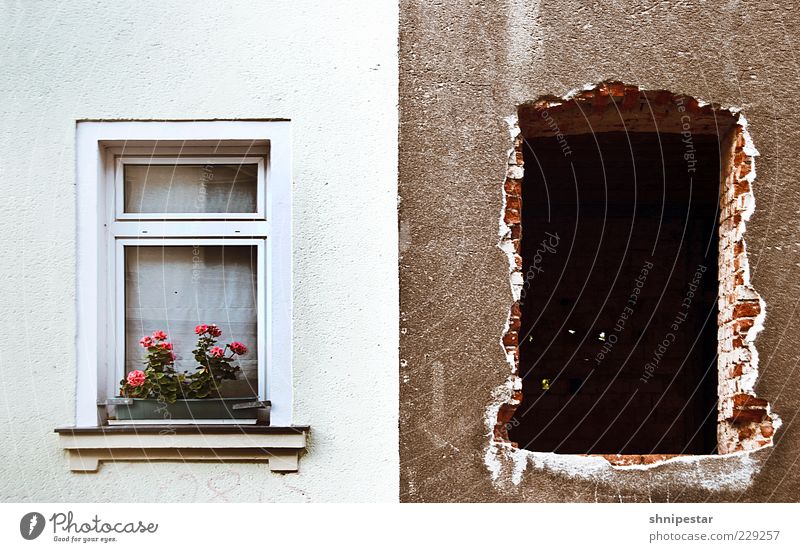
1,503,798,550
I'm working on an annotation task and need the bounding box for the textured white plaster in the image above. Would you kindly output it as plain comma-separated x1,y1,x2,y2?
0,0,398,502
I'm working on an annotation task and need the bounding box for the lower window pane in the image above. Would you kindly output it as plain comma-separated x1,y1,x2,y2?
124,244,259,398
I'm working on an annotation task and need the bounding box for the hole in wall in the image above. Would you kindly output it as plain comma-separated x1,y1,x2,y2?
493,82,777,466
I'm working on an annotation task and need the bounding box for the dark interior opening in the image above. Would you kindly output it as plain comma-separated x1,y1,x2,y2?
509,131,720,455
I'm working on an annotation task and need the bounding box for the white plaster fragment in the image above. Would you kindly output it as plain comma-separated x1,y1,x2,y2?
507,165,524,179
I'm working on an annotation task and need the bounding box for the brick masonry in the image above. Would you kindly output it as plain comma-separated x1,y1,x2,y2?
493,82,778,461
716,124,777,453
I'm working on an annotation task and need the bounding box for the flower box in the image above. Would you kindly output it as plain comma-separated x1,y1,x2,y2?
109,397,269,425
115,325,259,425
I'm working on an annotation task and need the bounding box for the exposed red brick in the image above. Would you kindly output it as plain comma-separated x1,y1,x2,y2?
737,161,752,179
504,178,521,196
733,178,751,196
738,426,755,440
621,86,640,110
560,99,576,111
733,317,755,335
654,90,673,105
502,331,518,347
733,301,761,318
732,393,769,408
607,82,625,97
730,408,767,424
496,403,516,424
504,208,520,225
593,93,610,114
595,454,680,466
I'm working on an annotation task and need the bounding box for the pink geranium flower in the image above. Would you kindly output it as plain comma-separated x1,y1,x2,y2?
229,341,248,355
126,370,146,388
208,324,222,337
139,336,154,348
209,346,225,358
158,341,173,351
194,324,209,335
151,330,167,341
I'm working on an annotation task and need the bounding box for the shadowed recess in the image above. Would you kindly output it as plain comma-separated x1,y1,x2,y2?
509,130,721,455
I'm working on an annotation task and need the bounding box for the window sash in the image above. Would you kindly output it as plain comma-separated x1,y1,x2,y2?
112,237,267,401
115,157,266,220
110,220,270,239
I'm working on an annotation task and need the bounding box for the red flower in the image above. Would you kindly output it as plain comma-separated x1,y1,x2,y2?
209,346,225,358
194,324,209,335
126,370,146,388
139,336,154,348
208,324,222,337
158,341,173,351
229,341,248,355
151,330,167,341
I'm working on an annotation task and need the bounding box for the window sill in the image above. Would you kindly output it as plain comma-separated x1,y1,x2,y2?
55,425,309,473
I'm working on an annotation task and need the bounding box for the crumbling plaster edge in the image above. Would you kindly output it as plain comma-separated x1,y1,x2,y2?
485,84,781,492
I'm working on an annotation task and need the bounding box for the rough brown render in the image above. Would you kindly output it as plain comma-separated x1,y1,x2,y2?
399,0,800,502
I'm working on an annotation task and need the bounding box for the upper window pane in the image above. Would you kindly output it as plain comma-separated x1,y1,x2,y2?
123,163,259,215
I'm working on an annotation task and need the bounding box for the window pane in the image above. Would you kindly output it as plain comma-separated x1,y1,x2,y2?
125,245,259,398
124,164,258,214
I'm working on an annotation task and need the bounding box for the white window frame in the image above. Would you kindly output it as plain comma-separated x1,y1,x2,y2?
116,156,266,220
76,120,293,427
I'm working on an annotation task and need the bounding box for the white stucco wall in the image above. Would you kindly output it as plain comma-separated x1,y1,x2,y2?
0,0,398,502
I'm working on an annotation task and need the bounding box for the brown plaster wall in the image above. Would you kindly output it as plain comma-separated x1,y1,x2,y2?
399,0,800,502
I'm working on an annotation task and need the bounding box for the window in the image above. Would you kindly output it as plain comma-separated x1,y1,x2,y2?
75,121,293,428
495,83,776,461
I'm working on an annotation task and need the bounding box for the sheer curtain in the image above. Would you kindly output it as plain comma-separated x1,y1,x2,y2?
124,164,258,214
125,245,259,397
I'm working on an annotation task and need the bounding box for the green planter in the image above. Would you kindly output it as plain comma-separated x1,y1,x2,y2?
111,398,266,423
